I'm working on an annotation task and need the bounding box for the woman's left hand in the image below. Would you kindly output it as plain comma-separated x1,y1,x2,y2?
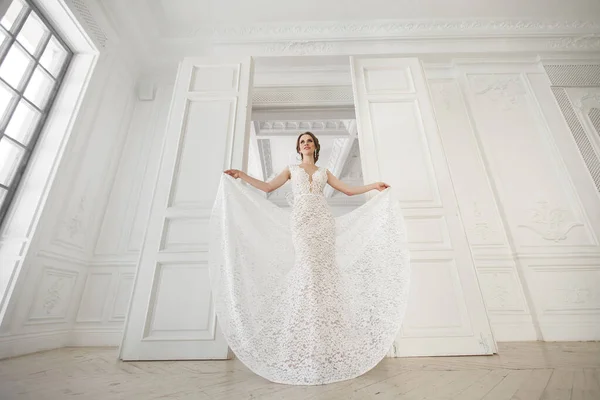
374,182,390,191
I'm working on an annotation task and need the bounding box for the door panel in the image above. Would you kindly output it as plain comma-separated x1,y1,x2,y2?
351,56,496,356
119,57,253,360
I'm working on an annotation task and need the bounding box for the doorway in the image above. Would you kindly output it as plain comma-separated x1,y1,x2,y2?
249,56,365,215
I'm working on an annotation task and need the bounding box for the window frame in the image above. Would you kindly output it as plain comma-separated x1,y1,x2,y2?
0,0,73,226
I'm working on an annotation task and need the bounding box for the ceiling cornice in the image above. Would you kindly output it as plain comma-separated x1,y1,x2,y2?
209,19,600,43
64,0,143,75
200,19,600,57
255,120,354,137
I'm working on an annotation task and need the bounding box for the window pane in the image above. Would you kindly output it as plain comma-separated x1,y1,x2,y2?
40,36,67,77
0,81,17,126
0,43,33,90
23,66,53,109
5,100,40,145
16,11,48,56
0,137,25,186
1,0,26,32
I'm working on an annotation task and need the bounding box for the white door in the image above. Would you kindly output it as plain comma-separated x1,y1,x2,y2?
119,56,254,360
350,56,496,356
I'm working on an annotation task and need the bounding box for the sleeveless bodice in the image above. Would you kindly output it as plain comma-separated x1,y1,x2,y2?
289,165,327,197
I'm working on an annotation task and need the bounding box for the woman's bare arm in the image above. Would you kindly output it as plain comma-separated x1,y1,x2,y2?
326,170,389,196
224,167,290,193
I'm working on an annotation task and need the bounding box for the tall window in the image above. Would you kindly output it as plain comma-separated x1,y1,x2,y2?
0,0,72,225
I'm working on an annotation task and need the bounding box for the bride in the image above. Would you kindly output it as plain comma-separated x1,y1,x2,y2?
209,131,411,385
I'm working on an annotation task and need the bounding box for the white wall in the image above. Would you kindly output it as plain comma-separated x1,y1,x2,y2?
426,59,600,341
0,49,138,358
71,81,174,346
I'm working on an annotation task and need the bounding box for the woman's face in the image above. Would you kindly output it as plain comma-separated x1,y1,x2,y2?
298,134,315,158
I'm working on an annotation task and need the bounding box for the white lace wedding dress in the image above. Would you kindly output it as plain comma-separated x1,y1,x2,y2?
208,165,410,385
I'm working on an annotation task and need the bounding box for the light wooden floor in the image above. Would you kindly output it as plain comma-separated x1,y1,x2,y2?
0,342,598,399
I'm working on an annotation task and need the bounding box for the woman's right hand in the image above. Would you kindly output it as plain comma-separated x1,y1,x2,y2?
224,169,244,179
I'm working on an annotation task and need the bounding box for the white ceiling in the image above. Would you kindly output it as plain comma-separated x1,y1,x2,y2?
211,0,598,22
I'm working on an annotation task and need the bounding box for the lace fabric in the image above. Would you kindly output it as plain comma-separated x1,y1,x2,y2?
208,165,411,385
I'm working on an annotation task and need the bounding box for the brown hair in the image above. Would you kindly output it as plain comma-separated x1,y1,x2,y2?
296,131,321,162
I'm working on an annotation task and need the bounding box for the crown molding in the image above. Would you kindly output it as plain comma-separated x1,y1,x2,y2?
128,19,600,72
202,19,600,57
204,38,600,58
548,34,600,50
210,19,600,42
255,120,354,137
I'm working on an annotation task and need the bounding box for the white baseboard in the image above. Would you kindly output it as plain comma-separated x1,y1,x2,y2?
69,329,124,347
540,323,600,341
490,321,539,341
0,330,70,360
490,319,600,341
1,325,596,361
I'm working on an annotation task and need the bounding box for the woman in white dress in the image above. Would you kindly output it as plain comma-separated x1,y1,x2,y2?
209,132,410,385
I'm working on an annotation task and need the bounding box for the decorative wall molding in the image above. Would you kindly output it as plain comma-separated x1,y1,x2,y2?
43,278,66,315
256,120,353,135
483,273,521,311
36,250,88,267
26,267,79,324
548,34,600,51
63,195,87,242
528,264,600,316
470,75,526,110
198,19,600,60
128,19,600,67
571,90,600,110
75,272,112,323
210,19,600,42
109,271,135,322
265,41,333,55
471,202,496,242
434,81,455,111
559,284,593,306
517,201,583,242
0,46,138,357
